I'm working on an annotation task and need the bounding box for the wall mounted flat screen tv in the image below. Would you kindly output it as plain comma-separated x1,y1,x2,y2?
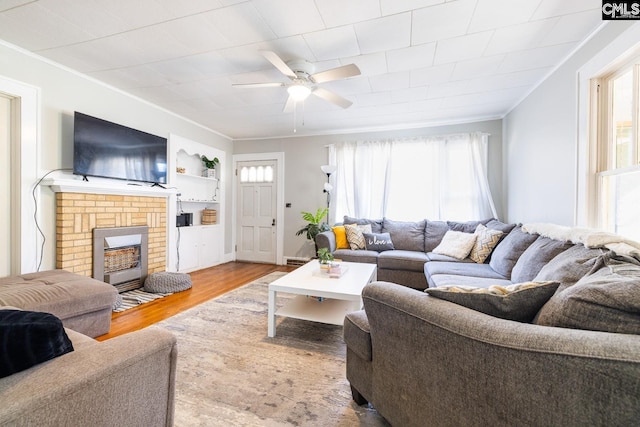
73,112,167,185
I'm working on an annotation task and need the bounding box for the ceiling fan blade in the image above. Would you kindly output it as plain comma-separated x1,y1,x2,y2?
311,64,361,84
260,50,296,79
283,96,295,113
232,82,285,88
312,87,353,109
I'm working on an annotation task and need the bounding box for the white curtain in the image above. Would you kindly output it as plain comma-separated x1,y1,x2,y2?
329,132,497,222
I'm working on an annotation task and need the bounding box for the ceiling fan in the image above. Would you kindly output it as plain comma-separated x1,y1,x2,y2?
233,50,361,112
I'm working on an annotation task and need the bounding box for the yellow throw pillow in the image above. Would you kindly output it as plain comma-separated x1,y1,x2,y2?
333,225,350,249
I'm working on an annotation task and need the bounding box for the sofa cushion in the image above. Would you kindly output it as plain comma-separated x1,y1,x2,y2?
447,219,492,233
332,225,350,249
426,252,476,262
378,250,429,272
343,310,372,361
363,232,394,252
344,223,372,250
432,230,477,260
489,226,539,278
535,260,640,334
333,249,379,264
426,281,560,322
0,309,74,378
343,216,383,233
382,218,426,252
511,236,573,283
425,261,508,280
533,244,607,289
427,274,513,289
469,224,504,264
485,219,517,235
424,221,450,253
0,270,117,322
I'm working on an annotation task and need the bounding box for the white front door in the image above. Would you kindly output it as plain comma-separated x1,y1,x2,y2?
236,160,277,263
0,94,11,276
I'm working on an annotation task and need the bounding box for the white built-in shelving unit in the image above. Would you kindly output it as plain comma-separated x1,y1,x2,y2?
167,134,225,273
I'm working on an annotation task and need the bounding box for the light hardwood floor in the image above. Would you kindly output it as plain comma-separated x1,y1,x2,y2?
96,261,296,342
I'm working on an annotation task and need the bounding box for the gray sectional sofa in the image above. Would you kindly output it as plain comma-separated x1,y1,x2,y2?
0,270,178,426
316,216,517,290
318,217,640,426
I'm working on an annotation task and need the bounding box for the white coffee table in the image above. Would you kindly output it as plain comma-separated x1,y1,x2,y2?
267,260,377,337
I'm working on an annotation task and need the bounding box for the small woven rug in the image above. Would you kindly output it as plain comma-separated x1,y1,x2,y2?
112,288,172,313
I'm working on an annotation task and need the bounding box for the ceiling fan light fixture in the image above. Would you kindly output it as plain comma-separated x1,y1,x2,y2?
287,84,311,102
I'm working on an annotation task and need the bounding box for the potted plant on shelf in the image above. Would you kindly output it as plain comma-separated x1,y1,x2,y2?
295,207,330,250
201,155,219,178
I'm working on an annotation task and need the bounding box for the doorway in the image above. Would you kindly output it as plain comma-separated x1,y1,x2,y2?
233,152,285,265
0,94,10,276
236,160,278,263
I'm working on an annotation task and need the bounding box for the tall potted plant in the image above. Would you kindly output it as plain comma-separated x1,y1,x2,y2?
295,207,330,245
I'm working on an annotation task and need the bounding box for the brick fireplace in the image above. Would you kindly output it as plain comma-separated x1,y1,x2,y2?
55,192,167,277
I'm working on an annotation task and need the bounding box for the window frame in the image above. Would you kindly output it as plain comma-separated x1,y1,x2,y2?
593,55,640,238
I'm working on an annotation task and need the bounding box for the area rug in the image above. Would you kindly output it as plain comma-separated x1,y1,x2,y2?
156,272,388,426
112,288,172,313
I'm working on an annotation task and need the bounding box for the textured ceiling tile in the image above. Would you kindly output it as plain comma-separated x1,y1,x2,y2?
410,63,456,87
252,0,325,38
354,13,412,54
411,0,476,45
315,0,381,27
387,43,436,73
450,55,505,81
304,26,360,61
0,3,93,50
468,0,542,33
531,0,601,20
433,31,493,65
483,18,559,56
538,10,603,47
380,0,445,15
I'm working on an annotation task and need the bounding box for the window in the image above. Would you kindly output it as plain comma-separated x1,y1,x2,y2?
239,165,274,183
595,57,640,240
329,132,497,222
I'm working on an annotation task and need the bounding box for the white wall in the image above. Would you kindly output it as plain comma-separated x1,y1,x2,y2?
503,22,635,225
0,42,234,272
233,119,503,259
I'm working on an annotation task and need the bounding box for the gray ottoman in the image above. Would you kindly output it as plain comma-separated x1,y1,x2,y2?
144,272,192,293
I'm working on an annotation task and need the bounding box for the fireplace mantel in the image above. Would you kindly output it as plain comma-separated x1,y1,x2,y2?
44,177,176,197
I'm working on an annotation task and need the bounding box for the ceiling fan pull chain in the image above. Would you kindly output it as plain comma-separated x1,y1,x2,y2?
293,101,297,133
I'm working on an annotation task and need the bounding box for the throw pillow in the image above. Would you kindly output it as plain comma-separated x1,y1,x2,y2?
0,309,74,378
363,232,395,252
535,260,640,334
469,224,503,264
510,236,573,283
432,230,477,260
344,223,372,250
488,225,539,278
425,281,560,322
332,225,350,249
